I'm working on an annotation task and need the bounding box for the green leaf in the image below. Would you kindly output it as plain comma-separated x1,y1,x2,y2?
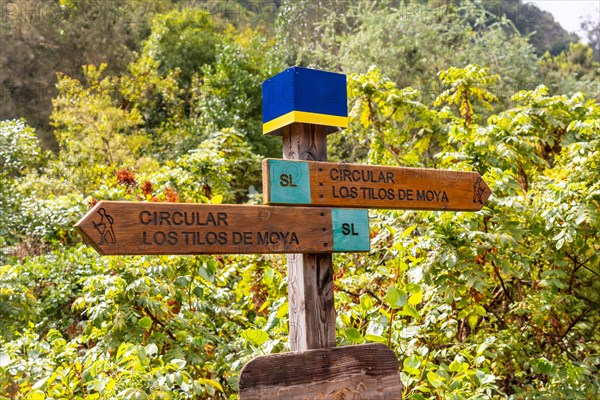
475,370,496,385
449,358,462,372
476,341,489,356
137,346,147,364
360,294,374,311
276,301,288,318
210,195,223,204
402,225,417,237
403,354,421,369
174,371,183,386
145,343,158,356
170,359,187,370
408,291,423,305
199,265,215,283
427,371,444,388
552,229,566,241
468,313,479,330
384,224,397,236
401,304,420,320
29,391,46,400
241,329,268,346
406,283,422,294
385,287,407,308
344,328,363,343
174,275,190,287
138,316,153,331
196,378,223,392
364,334,387,343
32,376,49,390
120,388,148,400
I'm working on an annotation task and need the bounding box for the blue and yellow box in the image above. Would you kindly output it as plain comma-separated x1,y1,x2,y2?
262,66,348,135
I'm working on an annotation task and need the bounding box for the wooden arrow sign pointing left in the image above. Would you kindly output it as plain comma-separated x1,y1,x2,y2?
75,201,370,255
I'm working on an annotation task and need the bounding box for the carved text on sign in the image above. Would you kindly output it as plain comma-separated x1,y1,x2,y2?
76,201,370,255
263,159,491,211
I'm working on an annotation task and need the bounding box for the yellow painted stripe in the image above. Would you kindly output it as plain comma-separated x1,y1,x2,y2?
263,111,296,134
263,111,348,134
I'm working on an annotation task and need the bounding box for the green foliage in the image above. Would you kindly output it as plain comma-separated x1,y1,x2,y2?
0,0,165,146
192,33,284,156
435,65,499,125
142,8,223,88
154,129,262,204
277,0,538,106
51,64,147,189
539,43,600,100
333,64,600,399
2,2,600,399
119,54,185,158
122,12,283,158
0,120,46,247
341,66,443,166
0,120,43,177
581,13,600,61
0,246,290,399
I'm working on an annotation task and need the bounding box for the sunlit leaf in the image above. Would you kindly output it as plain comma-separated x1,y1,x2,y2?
138,316,153,331
386,287,407,309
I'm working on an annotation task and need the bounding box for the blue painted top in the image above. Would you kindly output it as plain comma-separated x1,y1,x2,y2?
262,66,348,123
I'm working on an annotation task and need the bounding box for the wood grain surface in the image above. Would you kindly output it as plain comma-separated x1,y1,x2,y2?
239,343,403,399
264,159,492,211
75,201,342,255
282,123,337,351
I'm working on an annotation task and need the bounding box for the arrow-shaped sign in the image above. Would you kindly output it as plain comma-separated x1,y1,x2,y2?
75,201,370,255
263,159,492,211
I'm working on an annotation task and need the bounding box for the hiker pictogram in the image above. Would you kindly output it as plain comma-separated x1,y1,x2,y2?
93,207,116,245
473,177,486,204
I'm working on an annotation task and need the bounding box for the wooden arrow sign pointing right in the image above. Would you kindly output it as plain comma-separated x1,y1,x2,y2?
263,159,492,211
75,201,370,255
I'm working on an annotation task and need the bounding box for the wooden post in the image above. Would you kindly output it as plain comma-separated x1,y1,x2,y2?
283,122,336,351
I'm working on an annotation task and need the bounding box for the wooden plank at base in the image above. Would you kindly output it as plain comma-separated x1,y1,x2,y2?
75,201,370,255
239,343,402,399
263,159,492,211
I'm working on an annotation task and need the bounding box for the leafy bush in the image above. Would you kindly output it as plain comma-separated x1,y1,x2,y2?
2,3,600,398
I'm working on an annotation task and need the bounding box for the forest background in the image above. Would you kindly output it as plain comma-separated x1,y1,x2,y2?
1,0,599,399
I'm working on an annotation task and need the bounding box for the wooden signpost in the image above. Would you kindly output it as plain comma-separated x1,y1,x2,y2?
76,65,492,399
75,201,369,255
263,159,492,211
238,66,405,399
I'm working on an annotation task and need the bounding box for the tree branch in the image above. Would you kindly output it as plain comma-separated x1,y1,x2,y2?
142,306,176,341
560,308,590,341
367,98,403,165
335,286,383,305
565,252,598,277
492,260,513,303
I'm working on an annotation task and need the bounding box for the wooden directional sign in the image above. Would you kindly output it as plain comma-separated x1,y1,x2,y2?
239,343,402,399
75,201,370,255
263,159,492,211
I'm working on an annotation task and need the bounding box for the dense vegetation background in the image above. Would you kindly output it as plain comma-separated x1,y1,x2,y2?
1,0,599,398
